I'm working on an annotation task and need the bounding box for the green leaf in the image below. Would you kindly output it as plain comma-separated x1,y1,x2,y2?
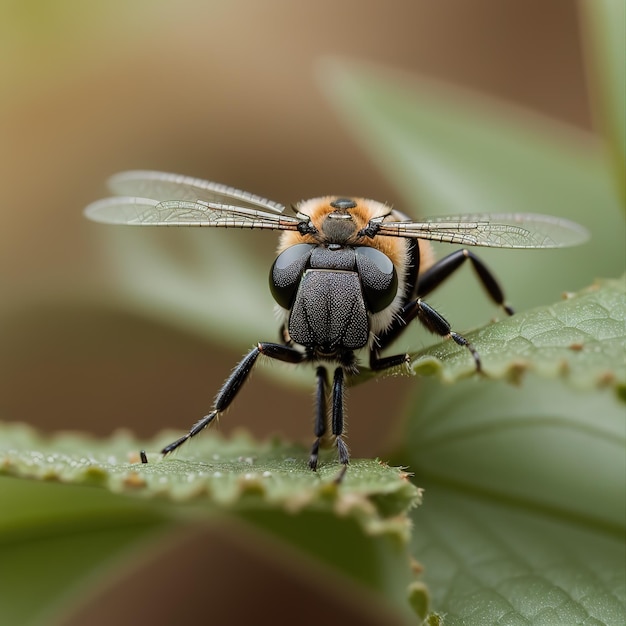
0,424,419,534
0,424,424,624
402,373,625,531
86,226,279,346
398,369,625,620
0,476,170,626
407,277,626,395
410,487,626,626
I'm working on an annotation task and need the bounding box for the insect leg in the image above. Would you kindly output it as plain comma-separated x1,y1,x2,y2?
371,247,511,366
370,298,481,372
331,368,350,466
369,351,411,372
417,249,514,315
415,299,481,370
161,342,305,455
257,342,307,363
308,366,328,470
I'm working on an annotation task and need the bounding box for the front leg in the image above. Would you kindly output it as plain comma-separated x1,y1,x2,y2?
161,342,305,455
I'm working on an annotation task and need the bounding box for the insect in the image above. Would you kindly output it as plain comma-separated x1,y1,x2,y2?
85,170,588,470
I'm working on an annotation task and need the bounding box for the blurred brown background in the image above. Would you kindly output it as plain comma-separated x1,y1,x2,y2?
0,1,594,623
0,0,590,451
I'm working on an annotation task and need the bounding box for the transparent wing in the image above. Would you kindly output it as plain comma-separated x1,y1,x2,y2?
375,213,589,248
107,170,286,214
84,197,302,231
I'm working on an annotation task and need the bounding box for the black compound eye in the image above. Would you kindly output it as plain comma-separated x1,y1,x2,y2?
270,243,315,309
355,247,398,313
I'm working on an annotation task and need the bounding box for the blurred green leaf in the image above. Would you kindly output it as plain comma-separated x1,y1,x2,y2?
402,372,625,531
86,226,278,344
82,224,318,390
240,509,420,620
581,0,626,207
0,477,170,626
318,59,624,329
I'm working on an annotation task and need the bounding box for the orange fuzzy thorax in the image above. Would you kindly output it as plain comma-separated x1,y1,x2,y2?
277,196,434,274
